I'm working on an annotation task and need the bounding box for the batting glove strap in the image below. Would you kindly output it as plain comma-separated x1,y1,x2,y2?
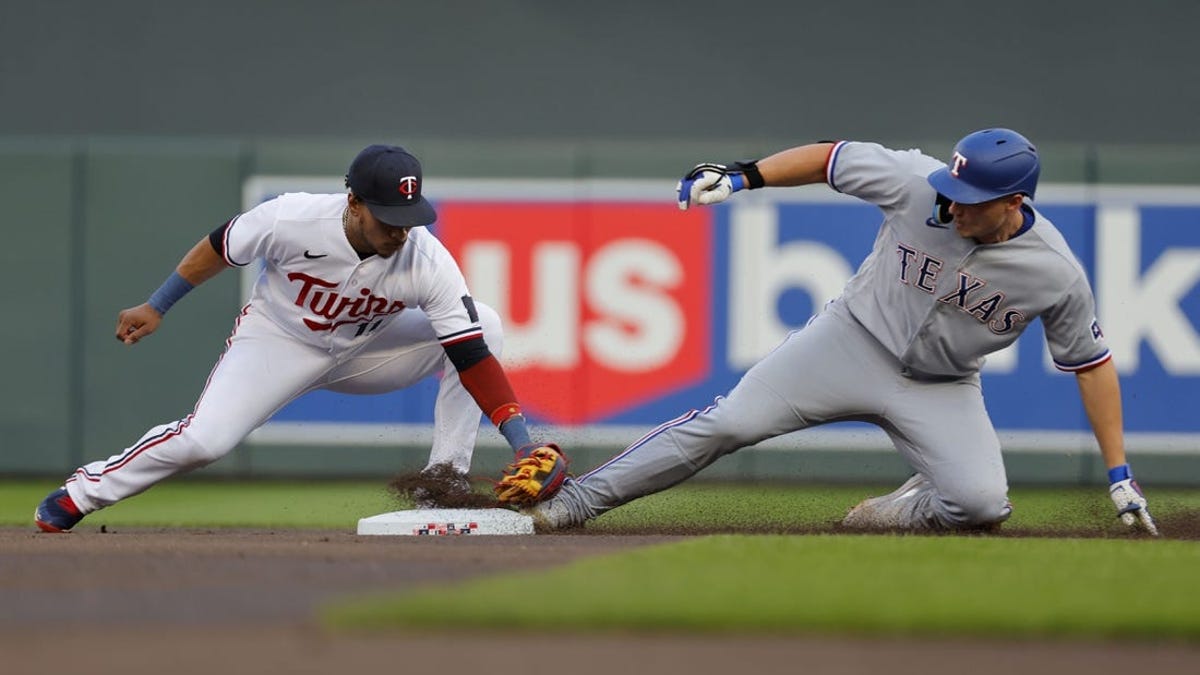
1107,463,1133,483
728,160,765,189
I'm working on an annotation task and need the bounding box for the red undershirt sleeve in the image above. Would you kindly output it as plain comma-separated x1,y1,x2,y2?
456,353,522,426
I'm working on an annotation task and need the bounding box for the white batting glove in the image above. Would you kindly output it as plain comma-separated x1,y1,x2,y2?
1108,464,1158,536
676,163,747,210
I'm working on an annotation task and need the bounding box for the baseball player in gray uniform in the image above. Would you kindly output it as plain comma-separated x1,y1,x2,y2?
528,128,1158,535
35,144,562,532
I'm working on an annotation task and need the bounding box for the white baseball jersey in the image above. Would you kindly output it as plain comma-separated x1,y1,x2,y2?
829,141,1110,378
221,192,482,355
63,191,499,514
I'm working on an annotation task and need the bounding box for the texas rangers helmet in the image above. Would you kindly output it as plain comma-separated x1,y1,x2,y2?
927,128,1040,204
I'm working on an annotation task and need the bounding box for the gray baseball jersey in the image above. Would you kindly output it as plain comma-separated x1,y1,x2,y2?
831,141,1110,377
532,141,1110,531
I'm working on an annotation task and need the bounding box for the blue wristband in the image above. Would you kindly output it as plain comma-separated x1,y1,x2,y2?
1107,464,1132,483
729,173,747,192
499,414,532,451
147,271,195,316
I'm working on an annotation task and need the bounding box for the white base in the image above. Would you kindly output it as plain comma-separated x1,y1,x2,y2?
356,508,535,536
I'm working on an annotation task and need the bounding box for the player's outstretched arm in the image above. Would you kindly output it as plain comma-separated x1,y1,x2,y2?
756,142,837,187
115,237,229,345
676,143,835,210
1075,360,1159,536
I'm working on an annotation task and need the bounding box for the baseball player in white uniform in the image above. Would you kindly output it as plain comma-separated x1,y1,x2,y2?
36,144,556,532
528,128,1158,535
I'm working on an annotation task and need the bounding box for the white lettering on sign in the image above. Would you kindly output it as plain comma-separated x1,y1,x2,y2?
463,242,580,367
1097,206,1200,374
727,202,854,369
462,239,685,371
586,241,684,372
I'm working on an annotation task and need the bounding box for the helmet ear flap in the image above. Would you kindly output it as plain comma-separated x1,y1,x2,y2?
929,193,953,225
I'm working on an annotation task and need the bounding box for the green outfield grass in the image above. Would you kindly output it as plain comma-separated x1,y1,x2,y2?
325,534,1200,640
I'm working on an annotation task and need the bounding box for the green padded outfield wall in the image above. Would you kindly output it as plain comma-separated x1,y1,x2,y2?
3,137,1199,484
0,140,246,474
2,1,1199,483
0,142,76,472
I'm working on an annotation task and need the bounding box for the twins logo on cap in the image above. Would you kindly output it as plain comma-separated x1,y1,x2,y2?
398,176,418,198
345,144,437,226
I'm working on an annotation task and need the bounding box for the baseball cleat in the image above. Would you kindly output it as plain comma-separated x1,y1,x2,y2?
522,483,586,531
523,501,570,532
840,474,929,530
840,498,905,530
34,487,84,533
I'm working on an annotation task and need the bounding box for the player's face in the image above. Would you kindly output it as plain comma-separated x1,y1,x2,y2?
948,195,1023,244
357,208,412,258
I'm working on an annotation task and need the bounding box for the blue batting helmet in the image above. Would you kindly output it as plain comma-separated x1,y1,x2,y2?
926,128,1040,204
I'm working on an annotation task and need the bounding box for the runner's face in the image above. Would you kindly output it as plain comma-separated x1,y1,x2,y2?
948,194,1023,244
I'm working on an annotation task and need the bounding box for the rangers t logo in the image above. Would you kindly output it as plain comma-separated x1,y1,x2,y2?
950,151,968,177
397,176,419,198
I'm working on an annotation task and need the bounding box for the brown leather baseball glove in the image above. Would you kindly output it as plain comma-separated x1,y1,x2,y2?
494,443,569,506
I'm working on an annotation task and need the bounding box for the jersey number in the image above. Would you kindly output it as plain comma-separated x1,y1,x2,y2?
354,319,384,338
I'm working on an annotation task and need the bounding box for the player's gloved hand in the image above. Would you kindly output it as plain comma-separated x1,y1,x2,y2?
1108,464,1158,536
676,163,748,211
494,443,569,506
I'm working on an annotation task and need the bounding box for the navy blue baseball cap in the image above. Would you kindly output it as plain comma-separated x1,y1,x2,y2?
345,144,437,227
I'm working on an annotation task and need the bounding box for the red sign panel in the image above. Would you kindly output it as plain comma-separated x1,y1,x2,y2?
438,202,711,423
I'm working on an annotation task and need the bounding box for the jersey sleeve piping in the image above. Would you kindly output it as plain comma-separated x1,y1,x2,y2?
439,325,485,346
221,214,251,267
1053,350,1112,373
825,141,849,193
